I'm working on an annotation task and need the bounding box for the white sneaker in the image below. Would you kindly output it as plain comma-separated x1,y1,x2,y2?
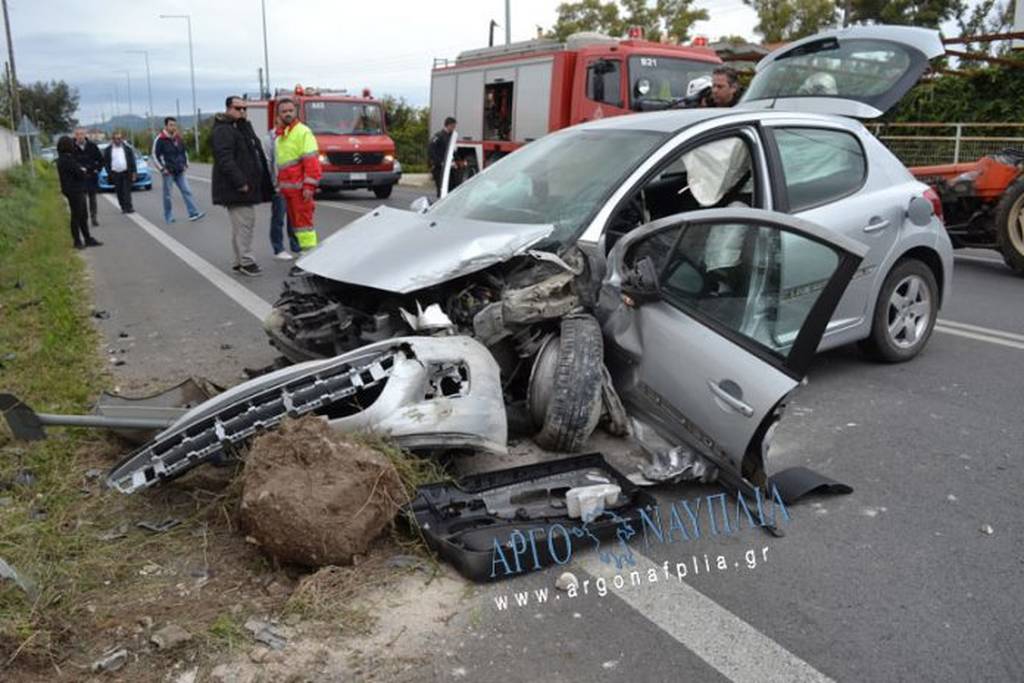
273,251,294,261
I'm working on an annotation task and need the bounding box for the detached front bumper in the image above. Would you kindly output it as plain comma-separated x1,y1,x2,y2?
319,170,401,190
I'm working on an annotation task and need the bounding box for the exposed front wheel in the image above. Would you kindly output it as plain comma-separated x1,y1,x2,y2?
860,259,938,363
373,184,393,199
995,177,1024,274
528,315,604,452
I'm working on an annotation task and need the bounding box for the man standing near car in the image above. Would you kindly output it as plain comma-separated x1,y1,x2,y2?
709,66,743,107
212,96,273,276
263,110,300,261
152,117,206,224
274,97,321,269
428,116,456,198
72,127,103,226
102,131,136,213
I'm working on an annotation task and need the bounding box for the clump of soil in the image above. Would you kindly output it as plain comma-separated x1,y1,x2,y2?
239,417,408,567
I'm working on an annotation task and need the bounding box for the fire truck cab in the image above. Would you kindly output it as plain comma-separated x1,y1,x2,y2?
249,86,401,199
429,31,722,169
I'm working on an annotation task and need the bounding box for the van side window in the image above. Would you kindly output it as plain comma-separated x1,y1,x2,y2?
774,128,866,212
587,59,622,106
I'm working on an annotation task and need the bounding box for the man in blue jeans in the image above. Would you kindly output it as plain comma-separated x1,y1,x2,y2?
151,117,206,224
263,118,299,259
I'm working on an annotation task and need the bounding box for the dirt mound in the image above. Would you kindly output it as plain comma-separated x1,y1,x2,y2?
239,417,407,567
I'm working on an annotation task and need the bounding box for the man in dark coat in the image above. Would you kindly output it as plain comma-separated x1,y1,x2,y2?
57,135,102,249
102,132,137,213
151,116,205,224
211,95,273,276
72,127,103,226
427,116,456,198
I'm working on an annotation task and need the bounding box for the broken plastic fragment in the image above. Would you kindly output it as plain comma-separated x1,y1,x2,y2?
566,484,621,523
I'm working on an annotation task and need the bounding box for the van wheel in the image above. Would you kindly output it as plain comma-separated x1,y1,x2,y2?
528,315,604,452
995,177,1024,274
373,185,393,199
860,259,938,362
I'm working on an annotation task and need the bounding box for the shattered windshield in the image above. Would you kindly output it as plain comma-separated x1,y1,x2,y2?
303,101,384,135
428,128,666,249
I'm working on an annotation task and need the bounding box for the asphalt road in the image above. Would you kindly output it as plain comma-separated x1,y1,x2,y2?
81,163,1024,682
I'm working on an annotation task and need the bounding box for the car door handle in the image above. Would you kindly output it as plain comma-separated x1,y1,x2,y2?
707,380,754,417
863,217,890,233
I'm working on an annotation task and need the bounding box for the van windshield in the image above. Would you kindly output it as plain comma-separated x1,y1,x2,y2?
428,128,666,249
303,101,383,135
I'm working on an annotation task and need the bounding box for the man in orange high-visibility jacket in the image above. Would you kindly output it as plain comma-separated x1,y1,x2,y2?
274,97,321,254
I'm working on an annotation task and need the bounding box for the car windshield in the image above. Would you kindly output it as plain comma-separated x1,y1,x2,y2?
303,101,383,135
428,128,666,249
628,56,715,102
744,39,914,102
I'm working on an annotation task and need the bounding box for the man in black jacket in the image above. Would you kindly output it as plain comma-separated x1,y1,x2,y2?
152,116,205,224
102,132,137,213
72,127,103,226
427,116,456,198
211,95,273,277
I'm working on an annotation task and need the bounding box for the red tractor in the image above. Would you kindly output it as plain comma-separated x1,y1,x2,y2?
912,149,1024,274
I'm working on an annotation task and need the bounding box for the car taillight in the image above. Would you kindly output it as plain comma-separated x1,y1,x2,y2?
924,187,943,223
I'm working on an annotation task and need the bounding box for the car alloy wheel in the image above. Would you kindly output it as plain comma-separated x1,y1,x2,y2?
886,273,932,350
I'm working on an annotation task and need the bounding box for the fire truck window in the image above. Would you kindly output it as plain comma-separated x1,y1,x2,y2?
484,82,514,141
303,102,383,136
587,59,622,106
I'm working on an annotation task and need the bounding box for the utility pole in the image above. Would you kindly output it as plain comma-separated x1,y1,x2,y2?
160,14,199,155
2,0,24,159
505,0,511,45
122,70,133,117
261,0,271,97
258,67,264,100
127,50,154,141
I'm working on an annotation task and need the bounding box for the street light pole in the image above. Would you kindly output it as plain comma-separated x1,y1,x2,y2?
505,0,511,45
261,0,271,98
121,70,133,117
127,50,155,142
160,13,199,155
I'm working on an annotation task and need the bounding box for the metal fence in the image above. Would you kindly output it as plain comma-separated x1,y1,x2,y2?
872,123,1024,167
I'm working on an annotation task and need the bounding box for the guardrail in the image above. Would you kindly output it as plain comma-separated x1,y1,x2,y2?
873,122,1024,167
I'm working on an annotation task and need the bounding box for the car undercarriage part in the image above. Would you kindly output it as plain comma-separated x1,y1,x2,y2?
528,314,605,452
107,337,508,494
405,453,657,582
629,417,719,485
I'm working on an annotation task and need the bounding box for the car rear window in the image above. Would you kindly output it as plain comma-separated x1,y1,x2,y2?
773,127,866,212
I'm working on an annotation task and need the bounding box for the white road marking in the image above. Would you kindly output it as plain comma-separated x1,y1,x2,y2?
578,551,834,683
934,325,1024,351
936,319,1024,343
186,174,373,215
101,195,272,320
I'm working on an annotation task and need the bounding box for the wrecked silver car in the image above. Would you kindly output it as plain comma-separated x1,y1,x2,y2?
266,25,950,479
107,336,505,494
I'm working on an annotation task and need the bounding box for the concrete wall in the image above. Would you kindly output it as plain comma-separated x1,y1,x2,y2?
0,127,20,171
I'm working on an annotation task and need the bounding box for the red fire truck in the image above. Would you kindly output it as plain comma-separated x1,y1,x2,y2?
248,86,401,199
429,31,722,169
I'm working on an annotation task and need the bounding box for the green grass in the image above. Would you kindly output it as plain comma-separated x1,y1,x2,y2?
0,162,112,666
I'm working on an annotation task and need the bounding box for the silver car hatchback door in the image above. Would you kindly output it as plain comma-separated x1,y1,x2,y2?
599,208,867,483
739,25,944,119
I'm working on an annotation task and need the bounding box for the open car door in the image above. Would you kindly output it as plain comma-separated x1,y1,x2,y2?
599,208,868,489
739,25,944,119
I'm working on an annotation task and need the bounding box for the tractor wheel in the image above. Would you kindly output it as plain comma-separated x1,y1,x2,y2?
993,177,1024,274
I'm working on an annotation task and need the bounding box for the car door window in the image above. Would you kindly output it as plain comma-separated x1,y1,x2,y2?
632,220,840,357
587,59,622,106
774,127,866,212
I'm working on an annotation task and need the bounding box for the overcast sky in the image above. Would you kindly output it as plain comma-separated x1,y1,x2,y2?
0,0,975,125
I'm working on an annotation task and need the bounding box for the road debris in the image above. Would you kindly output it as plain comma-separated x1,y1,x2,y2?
97,523,129,541
239,416,407,567
980,524,994,535
90,647,128,673
92,309,110,319
244,618,289,651
150,623,193,650
137,518,181,534
0,557,36,597
556,572,579,592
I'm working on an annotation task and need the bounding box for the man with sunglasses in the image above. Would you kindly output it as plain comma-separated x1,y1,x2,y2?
211,96,273,276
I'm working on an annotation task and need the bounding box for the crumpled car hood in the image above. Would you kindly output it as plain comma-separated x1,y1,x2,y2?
296,205,553,293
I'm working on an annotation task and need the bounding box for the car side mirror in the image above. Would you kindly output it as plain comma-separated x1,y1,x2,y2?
410,196,430,213
907,195,933,226
622,256,661,300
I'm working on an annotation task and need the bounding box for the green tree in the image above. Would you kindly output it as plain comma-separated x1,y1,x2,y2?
953,0,1013,63
742,0,838,42
549,0,707,43
0,77,79,135
380,95,430,171
848,0,958,27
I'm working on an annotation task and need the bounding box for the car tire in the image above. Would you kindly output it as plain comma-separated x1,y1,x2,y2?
860,258,938,363
528,315,604,452
373,185,393,199
994,176,1024,274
